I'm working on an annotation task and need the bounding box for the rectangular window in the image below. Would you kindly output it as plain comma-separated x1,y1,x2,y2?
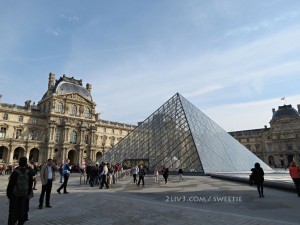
103,127,106,133
55,131,60,142
119,130,122,135
85,135,89,144
31,132,37,140
16,129,22,139
32,118,37,124
3,113,8,120
0,127,7,138
287,145,293,151
112,129,114,134
19,116,23,122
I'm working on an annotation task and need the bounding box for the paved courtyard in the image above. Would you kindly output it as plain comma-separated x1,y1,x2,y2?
0,172,299,225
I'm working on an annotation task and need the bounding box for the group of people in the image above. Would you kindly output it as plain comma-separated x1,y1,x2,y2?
131,165,185,186
6,157,72,225
84,162,123,189
6,157,300,224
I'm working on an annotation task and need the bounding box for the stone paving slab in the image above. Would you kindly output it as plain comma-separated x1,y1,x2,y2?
0,173,299,225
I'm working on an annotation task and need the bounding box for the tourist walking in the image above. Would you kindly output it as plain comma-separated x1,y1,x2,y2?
39,159,55,209
137,165,146,187
57,159,71,194
162,166,169,184
99,163,109,189
154,168,159,182
289,161,300,197
6,157,33,225
32,163,38,190
24,162,35,222
131,165,139,184
250,162,265,198
59,164,64,183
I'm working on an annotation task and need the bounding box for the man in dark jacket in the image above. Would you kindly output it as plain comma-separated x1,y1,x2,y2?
6,157,33,225
137,165,146,187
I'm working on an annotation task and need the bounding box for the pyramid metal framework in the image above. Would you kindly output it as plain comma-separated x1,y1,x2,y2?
102,93,272,174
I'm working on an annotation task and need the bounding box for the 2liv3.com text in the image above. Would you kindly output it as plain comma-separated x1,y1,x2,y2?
165,196,242,203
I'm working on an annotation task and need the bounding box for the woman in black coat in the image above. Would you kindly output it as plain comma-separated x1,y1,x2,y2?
162,166,169,184
251,162,265,198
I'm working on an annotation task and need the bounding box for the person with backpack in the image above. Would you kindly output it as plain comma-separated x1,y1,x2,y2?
39,158,56,209
6,157,33,225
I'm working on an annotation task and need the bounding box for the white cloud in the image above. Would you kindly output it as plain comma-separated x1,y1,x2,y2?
204,94,300,132
184,85,223,97
46,28,64,36
60,14,79,21
225,11,300,37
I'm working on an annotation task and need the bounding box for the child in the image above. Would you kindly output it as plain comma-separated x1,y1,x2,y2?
154,168,159,182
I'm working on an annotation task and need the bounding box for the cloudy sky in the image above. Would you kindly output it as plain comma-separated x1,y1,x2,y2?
1,0,300,131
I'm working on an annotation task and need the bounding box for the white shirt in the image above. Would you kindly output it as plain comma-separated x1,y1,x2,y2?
47,165,53,179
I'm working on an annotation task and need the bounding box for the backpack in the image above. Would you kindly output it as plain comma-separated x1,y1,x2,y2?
13,169,29,197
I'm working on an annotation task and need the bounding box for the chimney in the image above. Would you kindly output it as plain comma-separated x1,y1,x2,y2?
48,73,55,91
24,100,31,109
272,108,275,114
86,83,92,93
297,104,300,114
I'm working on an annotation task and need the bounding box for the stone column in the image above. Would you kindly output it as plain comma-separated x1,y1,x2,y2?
9,144,14,163
25,145,30,160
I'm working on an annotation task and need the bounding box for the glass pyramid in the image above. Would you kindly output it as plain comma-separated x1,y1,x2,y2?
102,93,272,174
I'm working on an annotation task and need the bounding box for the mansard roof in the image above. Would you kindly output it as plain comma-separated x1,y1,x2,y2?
272,104,299,121
42,75,92,101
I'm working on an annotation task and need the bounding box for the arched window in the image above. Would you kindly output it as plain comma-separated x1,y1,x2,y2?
0,147,4,159
85,108,91,118
70,131,77,144
13,148,19,160
72,105,77,116
57,102,63,113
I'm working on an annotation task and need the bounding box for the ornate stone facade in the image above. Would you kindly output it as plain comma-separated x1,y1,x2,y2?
230,104,300,167
0,73,135,166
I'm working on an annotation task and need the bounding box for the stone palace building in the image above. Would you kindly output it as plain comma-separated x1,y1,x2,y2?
230,104,300,168
1,73,300,168
0,73,135,166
